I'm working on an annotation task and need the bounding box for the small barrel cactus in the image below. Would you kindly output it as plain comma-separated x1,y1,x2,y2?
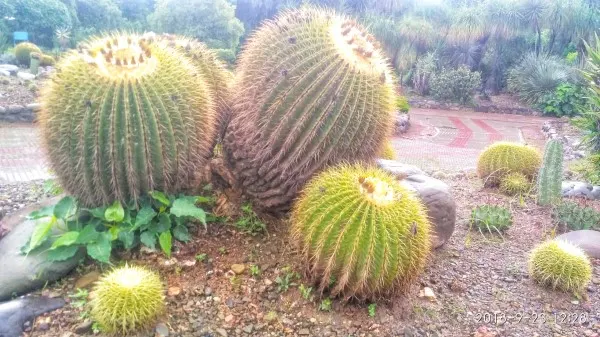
39,33,217,207
499,172,531,196
477,142,541,187
528,239,592,294
470,205,512,234
291,164,431,300
40,54,56,66
378,140,397,160
537,139,564,205
14,42,42,66
90,265,165,334
225,7,397,212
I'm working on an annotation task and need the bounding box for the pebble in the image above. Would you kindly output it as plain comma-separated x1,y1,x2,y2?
231,264,245,275
224,314,234,323
204,286,213,296
168,286,182,297
155,323,169,337
75,271,100,289
242,324,253,334
298,328,310,335
216,328,228,336
74,320,93,334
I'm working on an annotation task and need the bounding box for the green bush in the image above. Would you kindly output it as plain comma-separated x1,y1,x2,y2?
507,53,577,105
75,0,123,33
149,0,244,51
538,83,588,117
396,96,410,113
412,53,437,95
569,155,600,185
430,66,481,104
470,205,513,234
553,201,600,231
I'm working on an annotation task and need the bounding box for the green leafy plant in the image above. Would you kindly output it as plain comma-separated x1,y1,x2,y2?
477,142,542,187
412,53,438,95
528,239,592,295
291,165,431,300
537,139,564,205
24,192,208,263
224,7,397,212
538,83,587,117
319,298,332,312
470,205,513,235
275,269,298,293
429,66,481,104
499,172,531,196
249,264,261,277
553,202,600,231
195,253,208,262
42,179,64,196
368,303,377,317
234,203,267,235
396,96,410,113
68,288,89,308
569,155,600,186
90,265,165,334
299,284,313,300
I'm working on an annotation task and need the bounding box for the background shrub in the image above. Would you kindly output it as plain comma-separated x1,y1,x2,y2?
75,0,123,34
538,83,588,117
412,53,437,96
430,66,481,104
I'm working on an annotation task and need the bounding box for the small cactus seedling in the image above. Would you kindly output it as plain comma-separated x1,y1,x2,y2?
537,139,564,205
291,165,431,300
528,239,592,295
90,265,165,334
477,142,541,187
470,205,512,235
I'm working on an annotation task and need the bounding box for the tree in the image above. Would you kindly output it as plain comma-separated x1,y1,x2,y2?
75,0,123,32
114,0,155,24
2,0,72,47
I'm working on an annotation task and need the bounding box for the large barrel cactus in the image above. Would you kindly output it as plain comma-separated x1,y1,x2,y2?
40,33,217,206
224,8,397,211
477,142,541,187
291,165,431,300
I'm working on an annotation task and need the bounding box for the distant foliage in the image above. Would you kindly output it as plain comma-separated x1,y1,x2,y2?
430,66,481,104
396,96,410,113
75,0,123,33
569,155,600,186
114,0,154,23
553,201,600,231
507,53,577,105
538,83,587,117
470,205,513,234
149,0,244,54
412,53,437,96
537,139,563,205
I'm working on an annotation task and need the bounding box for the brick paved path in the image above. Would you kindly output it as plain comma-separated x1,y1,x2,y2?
0,109,552,183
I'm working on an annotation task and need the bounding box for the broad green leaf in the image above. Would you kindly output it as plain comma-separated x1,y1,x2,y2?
26,217,56,253
53,196,76,219
76,224,99,244
50,231,79,249
170,198,206,225
104,201,124,223
132,206,157,231
109,226,121,240
86,233,112,263
47,245,79,261
156,213,171,233
150,191,170,206
159,231,172,258
140,231,157,250
118,231,135,249
27,205,54,220
173,225,191,242
88,207,106,220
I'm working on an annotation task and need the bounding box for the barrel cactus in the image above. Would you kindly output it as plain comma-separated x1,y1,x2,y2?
477,142,541,187
291,165,431,300
528,239,592,294
14,42,42,66
499,172,531,196
378,140,397,160
90,265,165,334
39,33,217,206
537,139,563,205
40,54,56,66
224,8,397,212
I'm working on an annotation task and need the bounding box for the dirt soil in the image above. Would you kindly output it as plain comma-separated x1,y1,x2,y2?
0,75,38,106
23,176,600,337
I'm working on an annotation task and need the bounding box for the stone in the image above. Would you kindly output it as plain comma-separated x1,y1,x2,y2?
0,106,6,115
75,271,100,289
298,328,310,335
561,181,598,200
155,322,169,337
26,103,41,112
74,319,93,334
0,64,18,73
16,72,35,81
242,324,254,334
0,296,65,337
6,104,23,114
231,264,245,275
0,199,83,301
377,160,425,178
556,230,600,259
418,287,436,300
0,69,9,77
168,286,182,297
401,174,456,249
216,328,228,336
394,113,411,135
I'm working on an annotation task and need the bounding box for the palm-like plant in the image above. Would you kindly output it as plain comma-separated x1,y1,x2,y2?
573,35,600,152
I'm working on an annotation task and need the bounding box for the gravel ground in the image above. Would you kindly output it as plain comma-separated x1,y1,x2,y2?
7,175,600,337
0,75,38,106
0,180,50,237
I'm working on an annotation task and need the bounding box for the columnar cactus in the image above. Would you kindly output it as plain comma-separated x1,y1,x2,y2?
537,139,564,205
224,8,397,211
90,265,165,334
39,33,217,206
14,42,42,66
477,142,542,186
291,165,431,300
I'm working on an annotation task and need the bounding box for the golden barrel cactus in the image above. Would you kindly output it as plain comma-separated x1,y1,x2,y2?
291,165,431,300
14,42,42,66
477,142,541,187
224,8,397,212
39,33,217,206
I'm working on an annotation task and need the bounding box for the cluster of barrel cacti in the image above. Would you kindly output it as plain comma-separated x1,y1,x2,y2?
477,141,542,191
14,42,42,66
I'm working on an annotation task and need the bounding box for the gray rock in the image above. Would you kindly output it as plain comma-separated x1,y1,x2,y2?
556,230,600,259
16,72,35,81
401,174,456,249
155,322,169,337
6,105,23,115
394,113,410,135
0,64,18,73
26,103,41,112
0,296,65,337
377,160,425,178
0,107,6,115
0,69,10,77
0,201,83,301
561,181,599,200
73,320,93,334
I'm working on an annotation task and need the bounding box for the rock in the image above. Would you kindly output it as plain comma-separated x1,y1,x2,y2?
394,113,411,135
0,296,65,337
231,264,245,275
6,104,23,115
242,324,254,334
75,271,100,289
0,201,83,301
168,286,182,297
0,64,18,73
0,69,9,77
16,72,35,81
298,328,310,335
401,174,456,249
155,322,169,337
418,287,436,301
377,160,425,178
26,103,41,112
204,286,212,296
216,328,228,336
74,319,93,334
224,314,234,323
561,181,600,200
556,230,600,259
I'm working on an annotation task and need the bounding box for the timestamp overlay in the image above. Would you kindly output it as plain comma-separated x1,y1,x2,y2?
473,311,594,326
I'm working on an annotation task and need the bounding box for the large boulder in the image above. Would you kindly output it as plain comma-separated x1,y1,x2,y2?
561,181,600,200
0,199,83,301
0,296,65,337
378,160,456,249
556,230,600,259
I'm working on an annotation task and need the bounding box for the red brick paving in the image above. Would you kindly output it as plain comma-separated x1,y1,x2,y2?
0,123,51,183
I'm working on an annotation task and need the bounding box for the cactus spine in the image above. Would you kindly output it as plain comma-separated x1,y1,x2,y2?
537,139,563,205
40,33,217,206
224,8,396,212
291,165,431,300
